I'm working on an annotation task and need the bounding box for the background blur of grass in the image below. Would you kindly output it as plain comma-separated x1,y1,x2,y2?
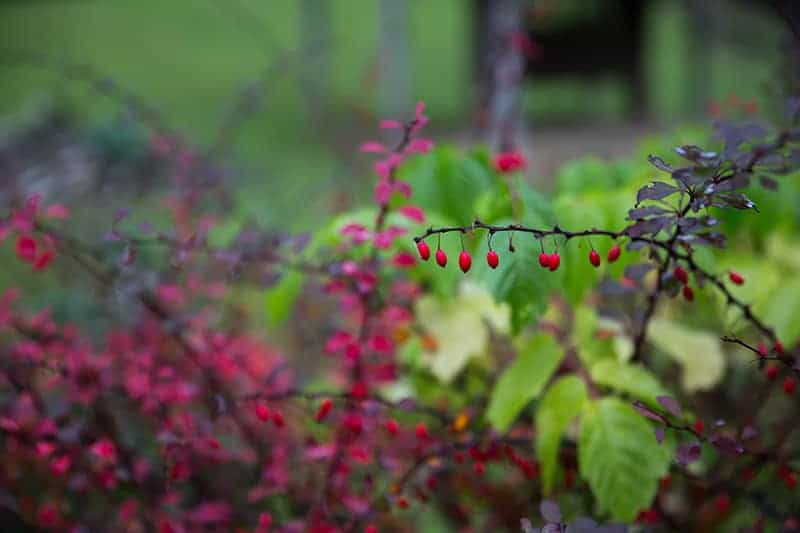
0,0,783,232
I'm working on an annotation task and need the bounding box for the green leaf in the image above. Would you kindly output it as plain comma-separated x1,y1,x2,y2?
536,376,588,494
647,319,726,392
590,359,669,407
578,397,671,521
264,271,304,327
486,333,564,432
760,277,800,347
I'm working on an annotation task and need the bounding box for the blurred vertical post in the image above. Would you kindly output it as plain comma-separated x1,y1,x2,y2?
301,0,331,122
379,0,412,119
685,0,713,117
486,0,525,151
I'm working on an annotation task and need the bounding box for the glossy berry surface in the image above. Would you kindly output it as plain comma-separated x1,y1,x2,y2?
683,286,694,301
539,252,550,268
458,251,472,273
729,271,744,285
486,250,499,269
548,252,560,271
435,248,447,268
784,377,796,395
416,240,430,261
674,266,689,285
607,245,621,263
589,249,601,267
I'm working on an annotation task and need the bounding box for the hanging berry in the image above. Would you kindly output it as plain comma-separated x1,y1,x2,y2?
784,377,796,395
315,398,334,422
693,419,705,434
486,250,499,269
459,251,472,273
607,245,621,263
589,249,601,268
415,422,429,440
435,248,447,268
729,271,744,285
255,402,270,422
774,340,785,355
385,418,399,436
416,240,431,261
766,365,779,381
682,286,694,302
548,252,560,272
539,252,550,268
674,266,689,285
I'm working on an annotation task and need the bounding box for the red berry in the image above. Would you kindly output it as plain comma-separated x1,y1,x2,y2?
473,462,485,476
659,475,672,490
365,525,378,533
15,235,37,263
607,245,621,263
396,497,409,509
674,266,688,285
786,471,798,490
589,249,601,267
454,451,465,464
729,271,745,285
538,252,550,268
693,419,705,434
757,343,768,358
774,340,785,355
416,240,430,261
486,250,499,269
345,413,363,435
350,381,368,399
385,418,399,436
272,410,285,428
458,251,472,273
435,248,447,268
714,493,730,514
682,285,694,302
255,402,270,422
766,365,779,381
784,376,796,395
415,422,428,440
315,398,333,422
548,252,560,271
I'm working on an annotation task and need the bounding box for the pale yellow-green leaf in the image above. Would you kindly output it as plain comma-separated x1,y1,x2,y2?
536,376,588,493
414,282,510,382
485,333,565,432
648,319,725,392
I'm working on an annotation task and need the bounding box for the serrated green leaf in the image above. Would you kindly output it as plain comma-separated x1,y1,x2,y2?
590,359,669,407
578,397,671,521
648,319,725,392
486,333,564,432
536,376,588,494
264,271,304,327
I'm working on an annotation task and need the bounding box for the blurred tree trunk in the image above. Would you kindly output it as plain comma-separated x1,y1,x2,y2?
685,0,714,117
300,0,331,122
379,0,412,118
483,0,525,151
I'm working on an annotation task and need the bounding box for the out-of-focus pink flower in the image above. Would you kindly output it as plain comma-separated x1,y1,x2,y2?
398,205,425,223
411,101,429,133
34,250,56,271
406,138,434,154
15,235,37,263
394,180,412,198
90,438,118,464
392,251,417,268
187,501,232,524
494,151,527,173
379,119,403,129
359,141,386,153
44,204,70,219
324,331,355,354
340,223,371,244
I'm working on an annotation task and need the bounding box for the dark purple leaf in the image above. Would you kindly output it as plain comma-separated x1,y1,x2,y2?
712,193,757,211
672,167,705,189
656,396,682,418
654,426,665,444
674,145,719,165
675,442,702,466
542,525,560,533
540,500,562,523
624,216,673,238
741,425,758,440
758,176,779,190
632,400,666,423
647,154,674,173
637,182,679,203
627,206,670,220
713,175,750,192
113,208,130,224
710,435,744,455
692,232,727,248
